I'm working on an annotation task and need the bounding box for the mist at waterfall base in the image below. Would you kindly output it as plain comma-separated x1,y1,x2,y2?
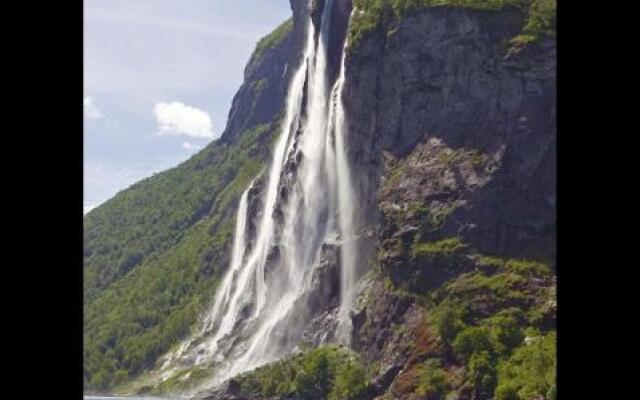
155,0,362,392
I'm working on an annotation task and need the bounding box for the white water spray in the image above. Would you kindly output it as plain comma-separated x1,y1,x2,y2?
160,0,360,387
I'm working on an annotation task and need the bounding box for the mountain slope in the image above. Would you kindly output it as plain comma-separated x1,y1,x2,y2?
83,19,295,392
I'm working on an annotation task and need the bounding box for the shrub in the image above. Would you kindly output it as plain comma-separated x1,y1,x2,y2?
433,301,467,343
494,331,556,400
468,351,496,396
412,237,466,257
416,359,450,398
484,310,524,353
233,346,370,399
452,326,493,361
295,348,334,398
332,359,368,400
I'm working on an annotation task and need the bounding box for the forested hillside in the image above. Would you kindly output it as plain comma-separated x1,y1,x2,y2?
83,19,294,391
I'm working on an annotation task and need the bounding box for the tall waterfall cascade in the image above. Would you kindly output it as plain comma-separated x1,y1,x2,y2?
158,0,361,388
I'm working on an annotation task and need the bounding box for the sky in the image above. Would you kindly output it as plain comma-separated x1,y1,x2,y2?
84,0,292,214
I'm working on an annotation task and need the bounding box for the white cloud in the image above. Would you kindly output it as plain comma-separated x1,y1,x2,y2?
182,141,201,150
84,96,102,119
154,101,215,138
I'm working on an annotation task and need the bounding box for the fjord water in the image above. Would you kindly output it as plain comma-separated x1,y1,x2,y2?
84,397,173,400
158,0,359,390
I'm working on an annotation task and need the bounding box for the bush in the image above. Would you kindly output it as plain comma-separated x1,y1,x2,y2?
416,359,450,399
234,346,370,400
468,351,496,396
452,326,494,361
332,359,368,400
494,331,556,400
295,348,334,398
484,310,524,353
433,301,467,343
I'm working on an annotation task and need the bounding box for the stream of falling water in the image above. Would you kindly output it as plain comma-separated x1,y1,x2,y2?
158,0,359,390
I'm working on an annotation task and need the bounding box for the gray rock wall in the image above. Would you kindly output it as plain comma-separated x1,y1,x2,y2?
343,7,556,265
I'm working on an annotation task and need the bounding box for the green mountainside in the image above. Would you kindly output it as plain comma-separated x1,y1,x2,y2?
83,20,293,390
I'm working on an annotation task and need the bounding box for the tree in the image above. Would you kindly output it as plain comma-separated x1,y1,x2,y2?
494,332,556,400
332,359,368,400
468,351,496,397
295,348,333,398
434,303,466,344
452,326,493,361
416,359,450,399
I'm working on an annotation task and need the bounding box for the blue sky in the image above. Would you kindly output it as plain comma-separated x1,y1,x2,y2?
84,0,292,213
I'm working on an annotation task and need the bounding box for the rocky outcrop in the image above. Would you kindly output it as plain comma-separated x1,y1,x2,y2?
343,7,556,266
342,6,556,399
220,19,297,145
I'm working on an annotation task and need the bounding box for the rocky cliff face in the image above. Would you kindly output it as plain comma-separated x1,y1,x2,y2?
344,6,556,266
341,6,556,399
205,3,556,399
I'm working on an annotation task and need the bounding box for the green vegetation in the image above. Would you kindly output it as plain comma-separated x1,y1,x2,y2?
427,204,459,231
433,300,468,343
247,18,293,73
84,121,279,392
416,359,451,398
452,326,494,361
251,78,269,93
348,0,556,50
412,237,466,257
424,253,555,399
494,332,556,399
150,366,212,394
233,346,370,399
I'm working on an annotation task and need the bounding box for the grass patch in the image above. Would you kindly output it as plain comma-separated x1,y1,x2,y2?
412,237,466,257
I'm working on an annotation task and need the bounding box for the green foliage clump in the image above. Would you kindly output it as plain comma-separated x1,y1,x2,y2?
452,326,494,362
332,359,369,400
416,359,451,398
234,346,370,400
468,351,497,396
433,301,468,343
494,331,556,399
511,0,557,45
422,252,555,398
412,237,466,257
483,309,525,352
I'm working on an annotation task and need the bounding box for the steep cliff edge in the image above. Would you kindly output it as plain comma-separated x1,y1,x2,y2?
344,4,556,399
206,2,556,400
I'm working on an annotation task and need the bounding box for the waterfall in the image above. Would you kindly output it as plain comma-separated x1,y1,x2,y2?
334,40,357,344
159,0,360,388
